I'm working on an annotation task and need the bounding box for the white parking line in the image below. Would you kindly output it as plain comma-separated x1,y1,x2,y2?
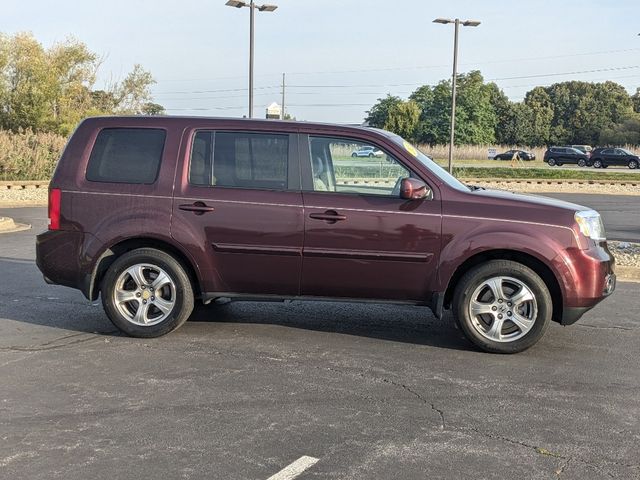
266,455,319,480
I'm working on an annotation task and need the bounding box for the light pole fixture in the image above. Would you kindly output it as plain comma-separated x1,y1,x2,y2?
433,17,481,173
225,0,278,118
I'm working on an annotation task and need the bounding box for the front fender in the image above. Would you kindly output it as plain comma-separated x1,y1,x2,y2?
437,218,578,300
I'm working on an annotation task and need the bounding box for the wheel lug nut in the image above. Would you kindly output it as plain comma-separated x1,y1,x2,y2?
507,302,512,307
492,306,498,311
136,292,141,297
507,311,512,316
142,300,147,304
498,314,503,319
141,286,145,290
498,299,503,303
151,297,155,301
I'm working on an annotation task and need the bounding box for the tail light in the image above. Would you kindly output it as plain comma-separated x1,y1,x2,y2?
48,188,61,230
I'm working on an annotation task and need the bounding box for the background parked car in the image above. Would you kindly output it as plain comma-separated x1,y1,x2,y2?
493,149,536,161
351,146,383,158
543,146,591,167
589,148,640,169
569,145,593,155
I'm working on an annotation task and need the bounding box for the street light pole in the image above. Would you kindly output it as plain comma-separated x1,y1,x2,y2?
249,0,255,118
433,17,480,173
449,19,459,175
226,0,278,119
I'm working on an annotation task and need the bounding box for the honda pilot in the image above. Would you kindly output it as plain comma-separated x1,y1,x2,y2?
36,117,615,353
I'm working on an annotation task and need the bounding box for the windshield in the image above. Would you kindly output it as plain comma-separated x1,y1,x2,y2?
386,133,470,192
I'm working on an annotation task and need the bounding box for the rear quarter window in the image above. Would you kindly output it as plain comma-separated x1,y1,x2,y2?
86,128,166,184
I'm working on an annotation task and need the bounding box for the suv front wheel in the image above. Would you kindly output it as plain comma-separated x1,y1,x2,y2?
101,248,195,337
453,260,552,353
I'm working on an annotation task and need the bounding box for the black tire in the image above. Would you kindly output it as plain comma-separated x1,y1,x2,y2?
577,159,586,168
452,260,552,354
101,248,195,338
547,158,556,166
593,159,602,168
368,153,374,157
602,164,609,169
351,153,357,158
629,160,638,170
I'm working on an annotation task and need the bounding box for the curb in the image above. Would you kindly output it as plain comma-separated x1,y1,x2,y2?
0,216,31,234
0,181,49,190
461,178,640,187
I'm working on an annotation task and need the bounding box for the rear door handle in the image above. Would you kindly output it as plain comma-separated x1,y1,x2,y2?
179,202,215,215
309,210,346,223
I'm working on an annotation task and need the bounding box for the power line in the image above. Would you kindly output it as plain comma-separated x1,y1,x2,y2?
488,65,639,81
152,47,640,83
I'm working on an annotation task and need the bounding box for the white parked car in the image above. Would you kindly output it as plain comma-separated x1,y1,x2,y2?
351,146,384,158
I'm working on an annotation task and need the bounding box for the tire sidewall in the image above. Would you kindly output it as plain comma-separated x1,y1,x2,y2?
453,261,552,354
547,158,556,166
101,249,194,337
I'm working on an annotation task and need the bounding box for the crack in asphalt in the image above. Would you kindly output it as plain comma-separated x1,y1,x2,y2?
315,364,639,478
0,331,118,352
575,323,637,332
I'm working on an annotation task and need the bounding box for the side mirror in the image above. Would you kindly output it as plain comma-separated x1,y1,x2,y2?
400,178,430,200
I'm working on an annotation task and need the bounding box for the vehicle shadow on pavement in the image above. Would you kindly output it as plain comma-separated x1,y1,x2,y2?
188,300,476,351
0,258,473,351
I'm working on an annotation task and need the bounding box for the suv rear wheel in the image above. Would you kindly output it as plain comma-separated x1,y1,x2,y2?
593,159,603,168
577,159,586,167
453,260,552,354
547,158,556,166
101,248,194,337
629,160,638,169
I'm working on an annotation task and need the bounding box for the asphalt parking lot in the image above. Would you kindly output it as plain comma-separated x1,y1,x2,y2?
1,205,639,479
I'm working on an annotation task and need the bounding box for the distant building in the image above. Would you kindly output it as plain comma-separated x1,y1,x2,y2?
265,102,281,119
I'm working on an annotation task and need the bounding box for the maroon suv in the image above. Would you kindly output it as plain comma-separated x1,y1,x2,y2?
36,117,615,353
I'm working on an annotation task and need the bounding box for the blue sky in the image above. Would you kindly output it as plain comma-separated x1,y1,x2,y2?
4,0,640,122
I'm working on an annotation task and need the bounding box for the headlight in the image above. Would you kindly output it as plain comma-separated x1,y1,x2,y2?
575,210,606,241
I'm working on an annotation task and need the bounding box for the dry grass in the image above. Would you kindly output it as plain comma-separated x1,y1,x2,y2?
419,144,547,162
0,130,67,181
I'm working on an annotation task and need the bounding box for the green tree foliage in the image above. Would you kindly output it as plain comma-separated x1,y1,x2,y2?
383,100,420,141
632,88,640,114
0,33,162,135
366,71,639,146
599,113,640,145
364,95,403,128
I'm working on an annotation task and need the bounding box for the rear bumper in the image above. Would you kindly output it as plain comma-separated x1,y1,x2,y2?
36,229,91,298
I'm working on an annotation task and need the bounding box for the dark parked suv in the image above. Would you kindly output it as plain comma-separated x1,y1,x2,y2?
589,148,640,169
543,147,591,167
36,117,615,353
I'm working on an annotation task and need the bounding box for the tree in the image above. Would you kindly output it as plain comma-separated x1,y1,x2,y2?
630,88,640,114
0,32,163,135
111,64,157,114
523,87,553,146
365,95,403,128
599,113,640,145
383,100,420,140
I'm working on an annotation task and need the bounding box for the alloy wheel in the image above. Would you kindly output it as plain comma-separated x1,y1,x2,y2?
467,276,538,343
113,263,176,326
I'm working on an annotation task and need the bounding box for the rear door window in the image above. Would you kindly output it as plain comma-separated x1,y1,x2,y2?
86,128,166,184
189,131,289,190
